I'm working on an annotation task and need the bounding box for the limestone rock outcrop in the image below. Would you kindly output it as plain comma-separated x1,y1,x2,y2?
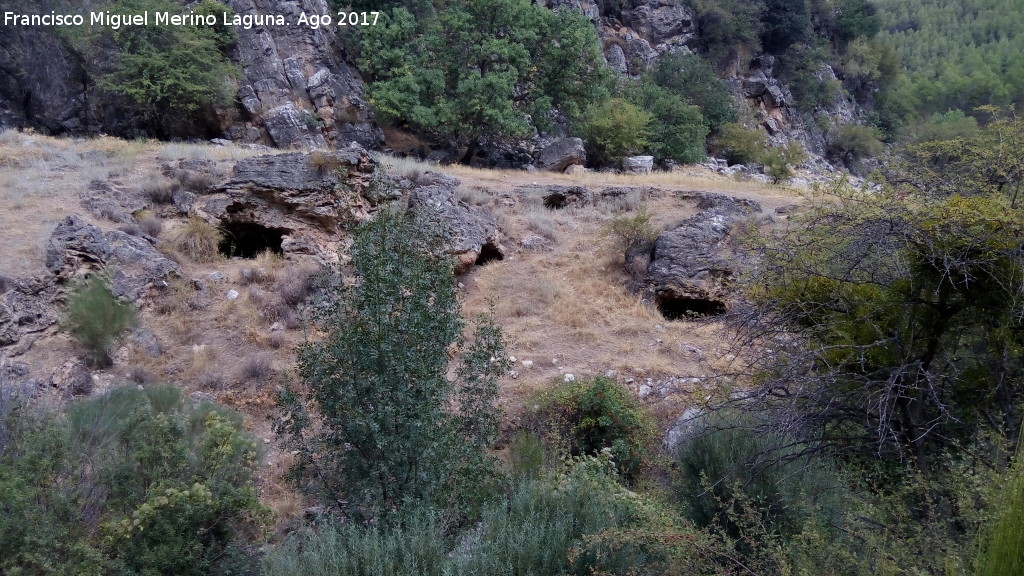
407,179,504,274
641,196,760,317
537,138,587,172
45,215,181,301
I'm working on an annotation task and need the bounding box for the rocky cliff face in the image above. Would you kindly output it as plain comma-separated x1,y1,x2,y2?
0,0,382,149
0,0,863,162
224,0,383,149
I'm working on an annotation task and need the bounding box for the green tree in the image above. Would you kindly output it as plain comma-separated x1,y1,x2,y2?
277,208,508,523
651,52,737,132
625,79,709,164
743,118,1024,464
761,0,811,53
63,274,137,366
89,0,238,136
357,0,610,160
578,98,652,166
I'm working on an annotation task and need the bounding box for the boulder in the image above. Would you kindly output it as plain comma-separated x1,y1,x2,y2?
644,197,760,318
622,156,654,174
214,146,377,232
51,360,92,396
604,44,629,75
0,276,58,349
45,215,180,301
537,138,587,172
742,70,769,97
408,182,504,274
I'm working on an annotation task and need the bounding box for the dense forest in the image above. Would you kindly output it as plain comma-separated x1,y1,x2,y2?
876,0,1024,120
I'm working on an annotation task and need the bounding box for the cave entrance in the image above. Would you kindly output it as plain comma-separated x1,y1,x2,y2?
218,221,286,258
656,293,726,320
544,192,568,209
474,242,505,266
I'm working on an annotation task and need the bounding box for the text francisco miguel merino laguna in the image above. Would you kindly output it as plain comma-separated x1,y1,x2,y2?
3,10,285,29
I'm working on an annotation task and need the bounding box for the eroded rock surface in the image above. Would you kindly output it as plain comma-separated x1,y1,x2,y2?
642,196,760,317
45,215,180,302
407,178,505,273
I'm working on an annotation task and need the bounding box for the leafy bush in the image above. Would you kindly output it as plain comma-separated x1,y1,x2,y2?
265,457,641,576
276,208,508,523
63,274,137,366
168,217,223,262
777,43,842,110
651,52,737,132
675,410,851,539
760,142,807,183
358,0,610,153
689,0,766,68
81,0,239,134
535,377,654,481
602,205,659,253
712,123,768,165
902,108,980,144
625,80,709,164
578,98,652,166
0,387,267,576
829,123,885,166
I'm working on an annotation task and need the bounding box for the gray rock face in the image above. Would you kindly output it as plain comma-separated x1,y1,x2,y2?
537,138,587,171
45,215,180,301
225,0,384,148
407,180,504,274
0,0,384,148
204,146,379,262
604,44,629,75
644,197,760,318
622,156,654,174
0,276,58,349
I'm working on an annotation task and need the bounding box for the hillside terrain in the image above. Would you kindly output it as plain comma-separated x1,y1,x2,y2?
1,0,1024,573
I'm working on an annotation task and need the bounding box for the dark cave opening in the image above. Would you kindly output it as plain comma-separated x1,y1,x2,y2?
656,294,726,320
543,193,568,209
218,221,286,258
474,242,505,266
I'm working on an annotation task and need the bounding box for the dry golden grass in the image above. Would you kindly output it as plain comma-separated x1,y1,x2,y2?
462,190,740,410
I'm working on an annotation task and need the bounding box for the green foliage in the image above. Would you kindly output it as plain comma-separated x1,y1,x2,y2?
761,142,807,183
651,52,737,132
749,146,1024,461
578,98,653,166
0,387,266,576
688,0,766,68
976,436,1024,575
356,0,610,153
85,0,238,135
876,0,1024,120
834,0,881,46
264,457,651,576
777,42,843,109
894,112,1024,203
624,79,709,164
903,108,980,144
277,208,508,523
675,411,851,539
602,205,659,253
761,0,812,53
63,274,136,366
829,123,885,166
712,122,768,165
535,377,654,481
